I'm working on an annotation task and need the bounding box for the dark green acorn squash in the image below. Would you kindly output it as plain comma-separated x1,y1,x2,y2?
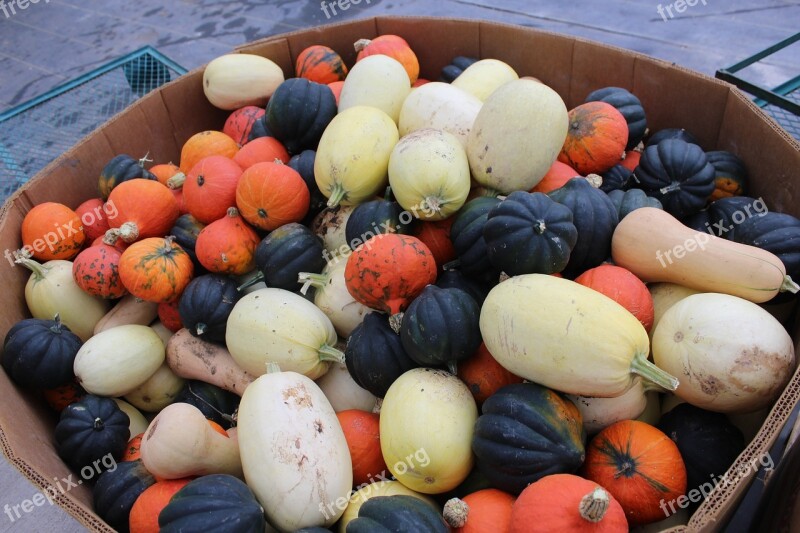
54,394,130,473
346,495,448,533
435,269,492,306
246,114,273,142
585,86,647,149
295,528,332,532
632,139,715,219
600,164,632,193
607,188,663,220
735,212,800,281
288,149,328,223
265,78,337,155
449,196,502,283
243,222,326,292
159,474,266,533
440,56,478,83
178,274,241,343
345,312,419,398
99,154,156,200
346,188,412,249
400,285,481,372
707,150,748,200
645,127,699,148
548,178,618,277
2,316,81,389
93,460,156,532
685,196,765,240
169,214,207,272
472,382,586,495
174,380,239,429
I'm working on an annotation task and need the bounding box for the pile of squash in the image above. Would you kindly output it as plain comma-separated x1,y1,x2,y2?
4,33,800,532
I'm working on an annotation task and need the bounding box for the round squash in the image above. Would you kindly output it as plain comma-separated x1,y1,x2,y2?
607,188,663,220
93,459,156,532
559,101,628,176
195,207,259,275
440,55,478,83
398,82,482,146
354,34,419,84
338,480,438,532
202,53,284,110
530,160,581,194
223,105,266,146
585,86,647,150
178,274,241,342
575,264,654,331
98,154,157,200
72,232,127,299
181,155,243,224
235,161,310,231
295,44,348,84
450,196,502,282
340,55,412,123
232,136,290,169
457,342,523,406
451,59,519,102
346,495,448,532
119,237,194,303
265,78,338,155
443,489,515,533
707,150,748,201
107,179,180,243
179,131,239,176
21,202,85,261
2,317,81,390
344,187,412,249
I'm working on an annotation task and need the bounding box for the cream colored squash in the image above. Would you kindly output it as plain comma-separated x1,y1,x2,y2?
123,362,184,413
467,79,569,193
566,378,651,435
113,398,150,438
149,321,174,346
451,59,519,101
388,129,471,221
74,325,165,397
338,55,411,123
653,293,795,413
312,205,356,257
315,363,378,413
648,282,702,342
315,106,399,207
338,480,438,532
380,368,477,494
398,82,482,146
202,53,284,110
94,294,158,335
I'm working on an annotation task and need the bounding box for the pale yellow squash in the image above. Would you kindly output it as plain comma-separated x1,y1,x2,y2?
339,55,411,123
452,59,519,101
202,54,284,110
648,282,702,342
398,82,482,146
124,362,184,412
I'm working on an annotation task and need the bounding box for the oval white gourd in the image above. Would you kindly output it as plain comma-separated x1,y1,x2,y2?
74,325,165,396
451,59,519,101
648,282,702,342
226,288,344,379
315,363,378,413
315,106,399,207
479,274,679,397
380,368,477,494
113,398,149,438
338,480,438,533
566,378,650,435
238,366,352,530
338,55,411,124
124,362,185,412
203,53,284,110
312,205,356,257
398,82,482,146
653,292,795,413
388,129,471,221
467,79,569,193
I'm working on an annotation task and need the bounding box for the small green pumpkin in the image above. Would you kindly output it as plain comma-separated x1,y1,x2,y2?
2,316,81,389
99,154,156,200
607,188,663,220
178,274,241,342
93,460,155,532
265,78,337,155
346,495,448,533
449,196,502,282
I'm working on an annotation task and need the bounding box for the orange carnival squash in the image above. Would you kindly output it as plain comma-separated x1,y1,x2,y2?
119,237,194,303
559,101,628,175
223,106,266,146
336,409,386,487
344,233,437,317
122,433,145,462
107,179,180,243
510,474,627,532
444,489,515,533
328,81,345,105
575,264,654,332
458,342,524,405
179,130,239,174
75,198,111,241
233,137,290,170
72,231,127,298
43,381,85,412
413,217,456,269
295,45,349,84
621,150,641,172
531,161,581,194
355,34,419,84
194,207,259,275
583,420,687,526
20,202,85,260
129,478,193,533
157,300,183,332
180,155,243,224
235,161,310,231
150,163,183,187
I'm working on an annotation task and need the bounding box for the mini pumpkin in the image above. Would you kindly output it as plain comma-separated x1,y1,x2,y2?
119,237,194,303
181,155,243,224
99,154,157,199
232,137,290,169
179,131,239,174
295,44,348,84
223,106,266,146
355,34,419,84
72,231,127,298
235,161,310,231
195,207,259,275
2,317,81,389
107,179,180,243
559,101,628,175
21,202,85,261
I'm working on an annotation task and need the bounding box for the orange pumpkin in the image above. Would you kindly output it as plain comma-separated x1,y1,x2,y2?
444,489,515,533
179,130,239,174
20,202,85,260
559,101,628,175
75,198,111,241
295,45,349,84
129,478,192,533
122,433,145,462
413,217,456,269
531,161,581,194
412,78,431,88
194,207,259,275
233,137,290,170
223,106,266,146
336,409,386,487
119,237,194,303
235,161,310,231
575,264,654,332
621,150,641,172
107,179,180,243
157,300,183,332
328,80,345,105
344,233,437,316
510,474,627,532
458,342,524,405
72,231,127,298
42,381,85,412
582,420,687,526
149,163,183,187
181,156,243,224
355,34,419,84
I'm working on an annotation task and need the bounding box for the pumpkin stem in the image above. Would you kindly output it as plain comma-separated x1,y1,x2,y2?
388,312,404,334
482,187,502,198
659,181,682,195
585,174,603,188
101,229,120,246
138,152,153,168
265,362,282,374
630,352,679,391
579,487,610,523
354,38,372,53
226,207,240,218
327,184,348,208
166,172,186,189
781,276,800,294
117,222,140,243
93,416,105,431
318,344,345,364
13,250,48,280
49,313,63,333
498,271,511,283
447,360,458,375
297,272,330,295
237,272,265,292
422,196,443,218
195,323,207,336
443,498,470,528
443,259,461,271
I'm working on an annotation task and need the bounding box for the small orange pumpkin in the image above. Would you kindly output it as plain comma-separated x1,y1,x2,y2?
129,477,193,533
328,81,345,106
157,300,183,332
336,409,386,487
179,130,239,174
531,161,581,194
233,137,290,170
235,161,310,231
72,231,127,299
42,381,85,412
181,155,243,224
20,202,85,261
149,163,183,187
107,179,180,243
119,236,194,303
559,101,629,175
223,106,266,146
444,489,516,533
122,433,145,462
458,342,524,405
413,217,456,269
582,420,687,526
355,34,419,84
575,264,654,332
295,45,349,84
195,207,259,275
621,150,641,172
75,198,111,242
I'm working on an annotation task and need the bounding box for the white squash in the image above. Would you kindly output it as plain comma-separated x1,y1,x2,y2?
388,129,471,221
298,259,373,338
312,205,356,257
202,53,284,110
315,363,378,413
238,365,352,530
451,59,519,101
338,480,438,533
653,293,795,413
467,79,569,193
74,325,165,397
380,368,477,494
566,378,651,435
16,255,108,342
338,55,411,123
226,288,344,379
315,106,399,207
398,82,482,146
113,398,150,438
124,362,184,412
648,282,701,341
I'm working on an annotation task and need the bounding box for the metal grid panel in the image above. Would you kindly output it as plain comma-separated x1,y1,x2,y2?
0,48,186,202
762,89,800,140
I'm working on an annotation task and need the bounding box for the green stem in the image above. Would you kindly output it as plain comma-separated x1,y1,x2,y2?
14,253,48,281
781,276,800,294
237,272,265,292
318,344,345,364
630,352,679,391
266,362,281,374
195,323,206,336
327,183,348,208
297,272,330,295
166,172,186,189
447,360,458,375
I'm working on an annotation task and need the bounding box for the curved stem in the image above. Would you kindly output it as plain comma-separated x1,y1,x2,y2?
447,360,458,375
14,252,48,281
443,259,462,271
630,352,679,391
297,272,330,295
318,344,345,364
237,272,265,292
327,183,348,208
781,276,800,294
384,186,394,202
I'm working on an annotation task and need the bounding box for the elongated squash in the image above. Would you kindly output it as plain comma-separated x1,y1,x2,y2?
451,59,519,101
612,207,799,303
648,282,701,343
203,54,284,110
93,294,159,335
566,378,653,435
398,82,482,146
338,55,411,123
479,274,678,397
237,364,352,530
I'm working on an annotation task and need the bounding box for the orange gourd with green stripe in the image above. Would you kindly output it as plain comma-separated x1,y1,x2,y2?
295,45,348,84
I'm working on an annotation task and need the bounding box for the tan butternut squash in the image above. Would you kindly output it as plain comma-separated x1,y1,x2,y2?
93,294,159,335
